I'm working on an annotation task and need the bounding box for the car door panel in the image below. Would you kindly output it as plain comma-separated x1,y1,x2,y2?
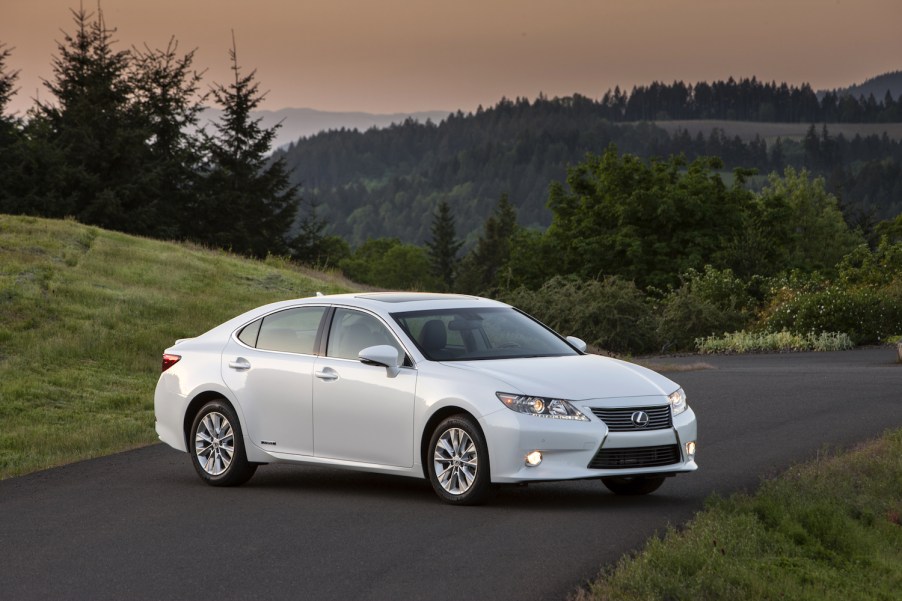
312,308,417,468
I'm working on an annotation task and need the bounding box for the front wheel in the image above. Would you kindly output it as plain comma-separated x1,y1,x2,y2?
601,475,666,496
190,399,257,486
427,415,493,505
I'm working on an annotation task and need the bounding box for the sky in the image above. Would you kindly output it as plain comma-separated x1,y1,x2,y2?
2,0,901,116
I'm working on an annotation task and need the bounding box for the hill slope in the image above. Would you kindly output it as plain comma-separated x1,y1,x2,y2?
0,215,355,479
830,70,902,101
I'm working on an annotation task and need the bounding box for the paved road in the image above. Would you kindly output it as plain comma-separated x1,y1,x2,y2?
1,348,899,600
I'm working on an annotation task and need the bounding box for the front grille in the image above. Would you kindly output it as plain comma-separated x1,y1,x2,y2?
588,444,681,470
590,405,672,431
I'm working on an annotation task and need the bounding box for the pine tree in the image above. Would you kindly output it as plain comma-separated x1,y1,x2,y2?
195,34,297,257
130,38,206,238
456,194,518,293
37,6,149,228
425,200,462,291
0,43,17,118
0,42,23,213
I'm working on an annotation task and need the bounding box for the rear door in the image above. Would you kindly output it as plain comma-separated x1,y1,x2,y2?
221,306,327,456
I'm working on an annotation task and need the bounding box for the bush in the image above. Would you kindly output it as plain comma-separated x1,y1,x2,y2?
657,266,753,351
762,284,902,345
500,275,657,354
339,238,438,290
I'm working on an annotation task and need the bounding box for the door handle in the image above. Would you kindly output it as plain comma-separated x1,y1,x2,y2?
315,368,338,381
228,358,251,370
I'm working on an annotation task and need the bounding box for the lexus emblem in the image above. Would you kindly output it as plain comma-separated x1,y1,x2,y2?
631,411,650,428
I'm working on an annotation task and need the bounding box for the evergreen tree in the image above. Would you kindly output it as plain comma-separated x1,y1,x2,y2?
130,38,206,238
290,198,350,267
36,6,150,229
195,35,297,257
0,42,22,212
456,194,518,293
0,42,17,121
425,200,462,291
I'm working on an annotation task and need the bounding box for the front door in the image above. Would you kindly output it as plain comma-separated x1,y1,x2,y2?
312,308,417,467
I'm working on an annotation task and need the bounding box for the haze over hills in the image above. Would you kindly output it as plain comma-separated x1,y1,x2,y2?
201,107,452,149
197,71,902,151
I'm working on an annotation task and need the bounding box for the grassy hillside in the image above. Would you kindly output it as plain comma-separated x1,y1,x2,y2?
0,214,355,479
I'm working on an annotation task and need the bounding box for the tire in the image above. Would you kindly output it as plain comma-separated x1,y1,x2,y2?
189,399,257,487
601,475,666,496
427,415,493,505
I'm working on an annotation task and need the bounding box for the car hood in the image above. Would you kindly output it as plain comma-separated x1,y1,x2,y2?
442,354,678,401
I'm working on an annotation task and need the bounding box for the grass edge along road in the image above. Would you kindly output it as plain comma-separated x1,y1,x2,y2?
0,214,355,479
575,427,902,601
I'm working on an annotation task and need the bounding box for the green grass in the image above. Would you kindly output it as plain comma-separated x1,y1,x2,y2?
0,214,355,479
576,428,902,601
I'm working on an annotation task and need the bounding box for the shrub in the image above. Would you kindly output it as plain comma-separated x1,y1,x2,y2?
500,275,657,354
657,266,753,351
762,284,902,345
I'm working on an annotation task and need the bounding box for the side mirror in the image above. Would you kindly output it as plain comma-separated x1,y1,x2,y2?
566,336,588,353
358,344,403,377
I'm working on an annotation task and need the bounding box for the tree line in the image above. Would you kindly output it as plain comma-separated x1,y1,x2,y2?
0,8,299,257
603,77,902,123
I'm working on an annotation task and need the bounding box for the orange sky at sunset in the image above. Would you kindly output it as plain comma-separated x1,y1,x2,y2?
2,0,900,116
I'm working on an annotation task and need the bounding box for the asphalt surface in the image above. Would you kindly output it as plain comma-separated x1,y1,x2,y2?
1,348,899,601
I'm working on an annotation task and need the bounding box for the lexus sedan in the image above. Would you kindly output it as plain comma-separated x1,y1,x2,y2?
154,292,697,504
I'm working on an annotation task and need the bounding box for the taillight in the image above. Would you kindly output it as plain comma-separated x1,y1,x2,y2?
162,354,181,372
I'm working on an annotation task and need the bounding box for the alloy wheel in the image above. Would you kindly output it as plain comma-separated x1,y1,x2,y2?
195,411,234,476
433,427,478,495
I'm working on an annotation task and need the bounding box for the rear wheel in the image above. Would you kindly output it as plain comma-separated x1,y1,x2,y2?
427,415,492,505
190,399,256,486
601,475,666,496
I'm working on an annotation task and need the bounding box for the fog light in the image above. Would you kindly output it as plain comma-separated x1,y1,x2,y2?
525,450,543,467
686,441,697,456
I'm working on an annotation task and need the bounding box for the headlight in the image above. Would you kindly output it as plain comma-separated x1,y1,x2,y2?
496,393,589,421
669,387,688,416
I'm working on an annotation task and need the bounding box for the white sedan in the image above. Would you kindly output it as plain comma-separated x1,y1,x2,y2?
154,292,697,504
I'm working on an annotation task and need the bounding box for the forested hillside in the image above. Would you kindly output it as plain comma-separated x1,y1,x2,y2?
278,92,902,245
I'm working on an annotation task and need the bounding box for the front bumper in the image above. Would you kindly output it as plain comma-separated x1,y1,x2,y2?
479,400,697,483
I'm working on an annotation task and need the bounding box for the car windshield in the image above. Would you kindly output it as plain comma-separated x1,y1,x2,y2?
390,307,579,361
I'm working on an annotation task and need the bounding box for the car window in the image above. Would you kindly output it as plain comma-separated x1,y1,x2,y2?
237,318,262,347
327,308,404,361
391,307,578,361
255,307,326,354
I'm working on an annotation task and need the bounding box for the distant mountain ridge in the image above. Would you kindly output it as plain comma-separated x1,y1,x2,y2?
818,71,902,101
203,73,901,149
201,107,452,150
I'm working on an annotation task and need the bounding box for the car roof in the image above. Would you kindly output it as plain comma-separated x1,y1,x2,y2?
310,291,509,314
